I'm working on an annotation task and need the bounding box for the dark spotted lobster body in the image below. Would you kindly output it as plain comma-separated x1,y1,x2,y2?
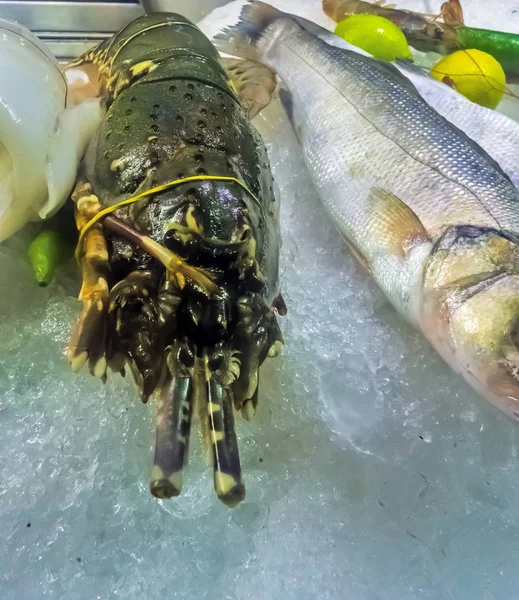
67,13,283,506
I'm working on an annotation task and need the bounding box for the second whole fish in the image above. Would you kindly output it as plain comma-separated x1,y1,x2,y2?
216,2,519,423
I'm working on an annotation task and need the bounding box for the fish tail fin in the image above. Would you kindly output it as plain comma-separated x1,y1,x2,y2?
214,1,288,60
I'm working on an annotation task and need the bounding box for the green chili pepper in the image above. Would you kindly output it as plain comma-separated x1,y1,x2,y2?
456,27,519,82
28,229,65,286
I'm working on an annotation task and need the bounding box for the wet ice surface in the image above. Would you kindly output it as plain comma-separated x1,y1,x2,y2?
3,4,519,600
2,98,519,600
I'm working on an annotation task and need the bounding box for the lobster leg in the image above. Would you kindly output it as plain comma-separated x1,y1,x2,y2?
109,269,166,401
104,216,219,296
232,296,284,418
67,181,111,379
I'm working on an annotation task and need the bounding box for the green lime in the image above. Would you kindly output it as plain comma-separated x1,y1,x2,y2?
334,14,413,61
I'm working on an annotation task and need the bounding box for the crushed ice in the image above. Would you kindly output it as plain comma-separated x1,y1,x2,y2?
2,1,519,598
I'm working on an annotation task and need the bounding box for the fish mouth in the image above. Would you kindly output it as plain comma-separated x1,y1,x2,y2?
484,371,519,422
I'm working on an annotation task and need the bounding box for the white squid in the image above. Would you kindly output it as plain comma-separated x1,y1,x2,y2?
0,19,103,242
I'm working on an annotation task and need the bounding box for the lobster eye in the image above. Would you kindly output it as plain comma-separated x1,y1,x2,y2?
178,344,195,369
209,352,225,372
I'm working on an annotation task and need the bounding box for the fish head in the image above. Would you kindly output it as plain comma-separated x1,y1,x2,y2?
422,225,519,422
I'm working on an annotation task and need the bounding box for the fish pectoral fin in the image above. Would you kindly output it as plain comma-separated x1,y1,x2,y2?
341,235,372,274
221,58,277,120
366,187,430,258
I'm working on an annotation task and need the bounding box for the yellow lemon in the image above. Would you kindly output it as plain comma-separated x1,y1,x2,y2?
430,49,506,109
334,14,412,62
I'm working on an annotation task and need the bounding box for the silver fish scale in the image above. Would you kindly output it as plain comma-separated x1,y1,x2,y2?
262,22,519,241
314,28,519,191
323,43,517,223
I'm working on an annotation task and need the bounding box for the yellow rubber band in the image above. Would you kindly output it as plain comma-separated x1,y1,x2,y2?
76,174,260,262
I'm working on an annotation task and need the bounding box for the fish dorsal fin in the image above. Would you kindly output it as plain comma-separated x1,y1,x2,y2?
221,57,277,119
366,187,429,257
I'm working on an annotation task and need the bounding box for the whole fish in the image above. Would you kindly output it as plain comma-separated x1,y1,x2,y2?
217,2,519,422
